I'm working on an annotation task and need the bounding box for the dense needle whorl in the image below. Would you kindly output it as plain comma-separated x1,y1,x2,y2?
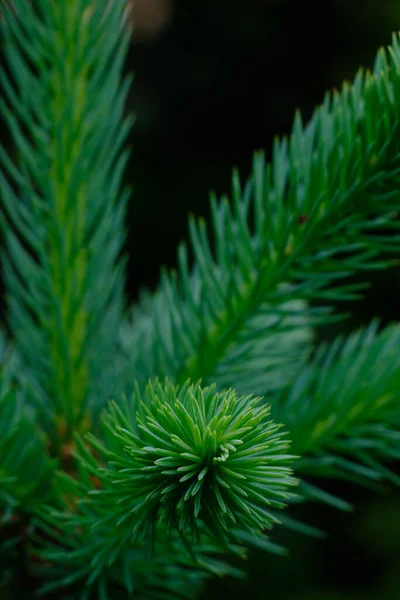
101,380,297,541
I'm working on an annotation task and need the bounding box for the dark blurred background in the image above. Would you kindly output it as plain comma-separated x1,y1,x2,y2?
124,1,400,599
1,0,400,598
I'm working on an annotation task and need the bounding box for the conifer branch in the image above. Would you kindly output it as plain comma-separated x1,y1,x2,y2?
122,34,400,398
35,520,242,600
0,0,132,442
36,322,400,590
0,332,54,518
94,381,295,541
35,507,243,600
274,321,400,509
34,381,295,593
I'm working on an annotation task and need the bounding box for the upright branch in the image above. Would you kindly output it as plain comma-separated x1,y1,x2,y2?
0,0,133,444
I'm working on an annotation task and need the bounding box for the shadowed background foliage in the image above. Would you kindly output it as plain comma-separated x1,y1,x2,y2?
1,0,400,598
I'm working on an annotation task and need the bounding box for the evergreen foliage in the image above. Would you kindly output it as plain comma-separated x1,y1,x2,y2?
0,333,54,517
0,1,400,597
275,321,400,510
121,38,400,397
0,0,132,443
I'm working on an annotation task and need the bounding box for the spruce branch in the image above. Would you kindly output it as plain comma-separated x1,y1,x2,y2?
0,332,54,519
34,381,295,593
121,293,313,398
0,0,132,442
94,381,296,541
0,373,54,595
122,34,400,398
273,321,400,509
34,515,242,599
